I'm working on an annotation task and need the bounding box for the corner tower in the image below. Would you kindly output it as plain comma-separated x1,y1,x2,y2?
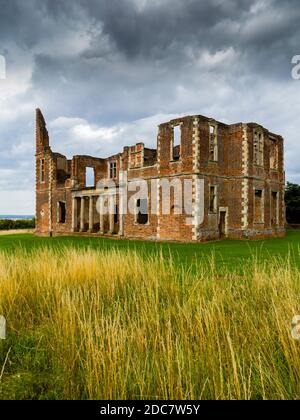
35,108,53,235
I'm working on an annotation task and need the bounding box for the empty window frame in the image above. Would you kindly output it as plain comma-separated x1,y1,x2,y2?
172,125,181,161
114,205,119,225
109,161,117,179
271,191,279,226
270,139,279,170
209,185,217,213
209,124,218,161
254,189,264,223
253,130,264,166
136,198,149,225
40,158,45,183
85,167,95,187
57,201,66,224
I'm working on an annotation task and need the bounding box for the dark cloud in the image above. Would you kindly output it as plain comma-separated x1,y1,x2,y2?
0,0,299,213
75,0,300,71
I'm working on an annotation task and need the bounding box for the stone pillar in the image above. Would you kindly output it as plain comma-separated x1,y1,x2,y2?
99,196,104,234
80,197,85,232
72,197,78,232
88,196,94,232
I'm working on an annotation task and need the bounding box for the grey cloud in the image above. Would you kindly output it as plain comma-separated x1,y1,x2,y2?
0,0,300,213
79,0,250,58
76,0,298,60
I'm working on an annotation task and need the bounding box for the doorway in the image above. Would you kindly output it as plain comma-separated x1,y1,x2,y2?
219,211,226,238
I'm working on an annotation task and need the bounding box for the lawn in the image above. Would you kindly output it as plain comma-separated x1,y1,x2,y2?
0,229,299,271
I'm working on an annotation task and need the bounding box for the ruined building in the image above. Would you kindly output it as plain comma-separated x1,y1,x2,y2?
36,109,285,241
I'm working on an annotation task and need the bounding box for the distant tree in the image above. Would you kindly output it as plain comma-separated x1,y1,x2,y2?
285,182,300,224
0,218,35,230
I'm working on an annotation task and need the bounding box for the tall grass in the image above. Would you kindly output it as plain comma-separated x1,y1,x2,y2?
0,247,300,400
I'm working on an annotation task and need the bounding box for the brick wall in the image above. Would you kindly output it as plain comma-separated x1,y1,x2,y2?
35,110,286,241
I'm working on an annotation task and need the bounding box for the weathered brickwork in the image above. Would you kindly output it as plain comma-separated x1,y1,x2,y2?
35,109,286,241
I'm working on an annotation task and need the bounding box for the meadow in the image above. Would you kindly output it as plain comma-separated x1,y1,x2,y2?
0,231,300,400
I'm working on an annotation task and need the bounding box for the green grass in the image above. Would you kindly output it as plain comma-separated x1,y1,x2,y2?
0,229,299,271
0,244,300,400
0,230,299,400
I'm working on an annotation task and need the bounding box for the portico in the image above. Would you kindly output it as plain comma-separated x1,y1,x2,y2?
72,189,120,235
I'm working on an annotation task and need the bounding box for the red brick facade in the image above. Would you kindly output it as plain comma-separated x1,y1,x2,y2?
35,109,285,241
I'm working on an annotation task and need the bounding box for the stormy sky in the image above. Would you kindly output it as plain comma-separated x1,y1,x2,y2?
0,0,299,214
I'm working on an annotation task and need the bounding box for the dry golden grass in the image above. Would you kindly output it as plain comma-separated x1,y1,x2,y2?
0,247,300,400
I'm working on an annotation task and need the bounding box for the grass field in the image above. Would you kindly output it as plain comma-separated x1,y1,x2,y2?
0,231,300,399
0,229,300,270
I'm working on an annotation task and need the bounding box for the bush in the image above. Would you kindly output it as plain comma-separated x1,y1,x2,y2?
0,218,35,231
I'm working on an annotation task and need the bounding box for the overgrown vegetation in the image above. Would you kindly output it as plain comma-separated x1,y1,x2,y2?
0,218,35,231
0,246,300,400
285,182,300,224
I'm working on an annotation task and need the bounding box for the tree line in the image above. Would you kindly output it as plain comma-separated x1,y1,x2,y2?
0,218,35,230
285,182,300,224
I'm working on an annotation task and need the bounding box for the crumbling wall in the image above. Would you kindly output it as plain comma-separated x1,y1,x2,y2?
35,109,286,241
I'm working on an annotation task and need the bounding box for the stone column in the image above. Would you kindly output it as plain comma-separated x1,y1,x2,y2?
88,196,94,232
80,197,85,232
71,197,78,232
99,196,104,234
